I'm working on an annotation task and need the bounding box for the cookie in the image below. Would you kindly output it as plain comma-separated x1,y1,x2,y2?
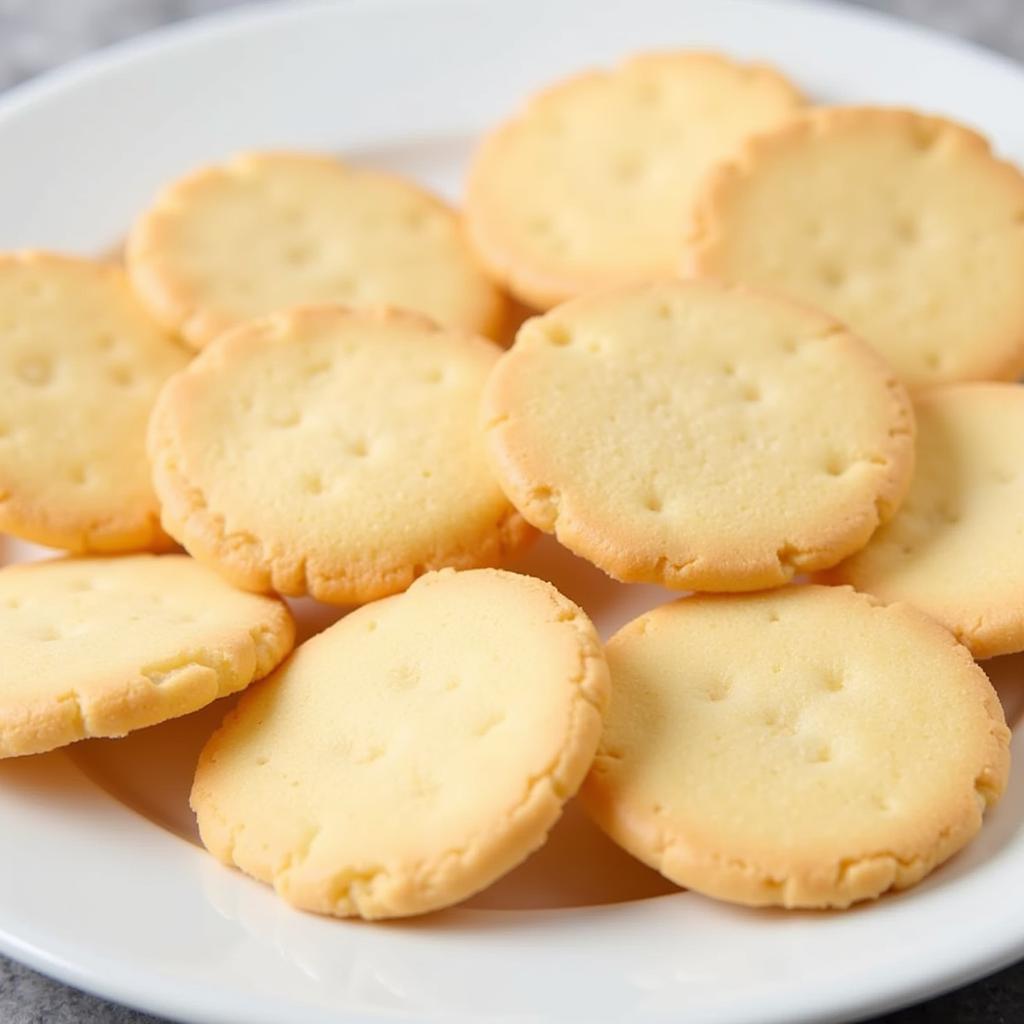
0,252,189,552
482,280,915,591
127,151,506,349
685,107,1024,389
826,383,1024,658
191,568,610,919
581,585,1010,909
0,554,294,759
464,51,803,310
149,305,532,604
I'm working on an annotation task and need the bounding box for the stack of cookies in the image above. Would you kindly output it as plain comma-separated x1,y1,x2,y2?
1,50,1021,920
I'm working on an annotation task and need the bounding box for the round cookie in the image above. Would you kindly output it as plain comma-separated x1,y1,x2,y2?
0,252,189,552
149,305,532,604
581,585,1010,909
0,554,294,759
191,568,610,919
465,51,803,310
685,107,1024,389
482,280,915,591
826,383,1024,659
127,151,506,349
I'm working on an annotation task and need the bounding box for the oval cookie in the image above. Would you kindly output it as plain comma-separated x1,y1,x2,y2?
826,383,1024,659
465,51,803,310
0,554,294,758
686,107,1024,389
191,568,610,919
0,252,188,552
127,151,506,348
482,280,915,591
149,306,532,604
582,585,1010,909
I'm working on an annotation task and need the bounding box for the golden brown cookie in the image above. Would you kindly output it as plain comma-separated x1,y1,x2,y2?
0,554,294,758
686,107,1024,388
826,383,1024,658
0,252,188,552
128,151,506,348
482,280,915,591
465,52,803,309
191,568,609,918
582,585,1010,908
149,305,532,604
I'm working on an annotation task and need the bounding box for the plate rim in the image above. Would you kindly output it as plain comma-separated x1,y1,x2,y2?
3,0,1024,131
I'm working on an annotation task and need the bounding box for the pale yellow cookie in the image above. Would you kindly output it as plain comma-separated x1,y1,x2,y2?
582,585,1010,909
826,383,1024,658
482,280,915,591
0,252,189,552
127,151,506,349
685,107,1024,389
465,51,804,310
0,554,294,758
191,568,609,919
149,306,532,604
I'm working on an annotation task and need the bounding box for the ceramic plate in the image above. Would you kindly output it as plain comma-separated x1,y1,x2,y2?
1,2,1023,1021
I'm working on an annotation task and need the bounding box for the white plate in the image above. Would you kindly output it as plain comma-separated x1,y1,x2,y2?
1,1,1024,1021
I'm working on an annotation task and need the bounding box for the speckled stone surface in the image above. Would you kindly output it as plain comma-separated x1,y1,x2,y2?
0,1,1021,1022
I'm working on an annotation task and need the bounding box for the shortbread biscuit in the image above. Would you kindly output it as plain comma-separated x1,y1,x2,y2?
482,280,914,591
149,306,532,604
127,151,506,348
582,585,1010,909
0,252,188,552
191,568,609,919
0,554,294,758
465,52,803,309
686,107,1024,389
826,383,1024,658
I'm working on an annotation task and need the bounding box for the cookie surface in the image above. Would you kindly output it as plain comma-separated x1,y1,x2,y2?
686,107,1024,389
149,306,532,604
0,252,189,552
582,585,1010,909
826,383,1024,658
0,554,294,758
482,280,915,591
127,151,506,348
191,568,609,919
465,52,803,310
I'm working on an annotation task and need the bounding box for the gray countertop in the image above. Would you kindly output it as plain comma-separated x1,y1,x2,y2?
0,1,1022,1022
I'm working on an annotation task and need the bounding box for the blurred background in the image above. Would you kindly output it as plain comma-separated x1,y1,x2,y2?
0,1,1022,1023
0,0,1022,92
